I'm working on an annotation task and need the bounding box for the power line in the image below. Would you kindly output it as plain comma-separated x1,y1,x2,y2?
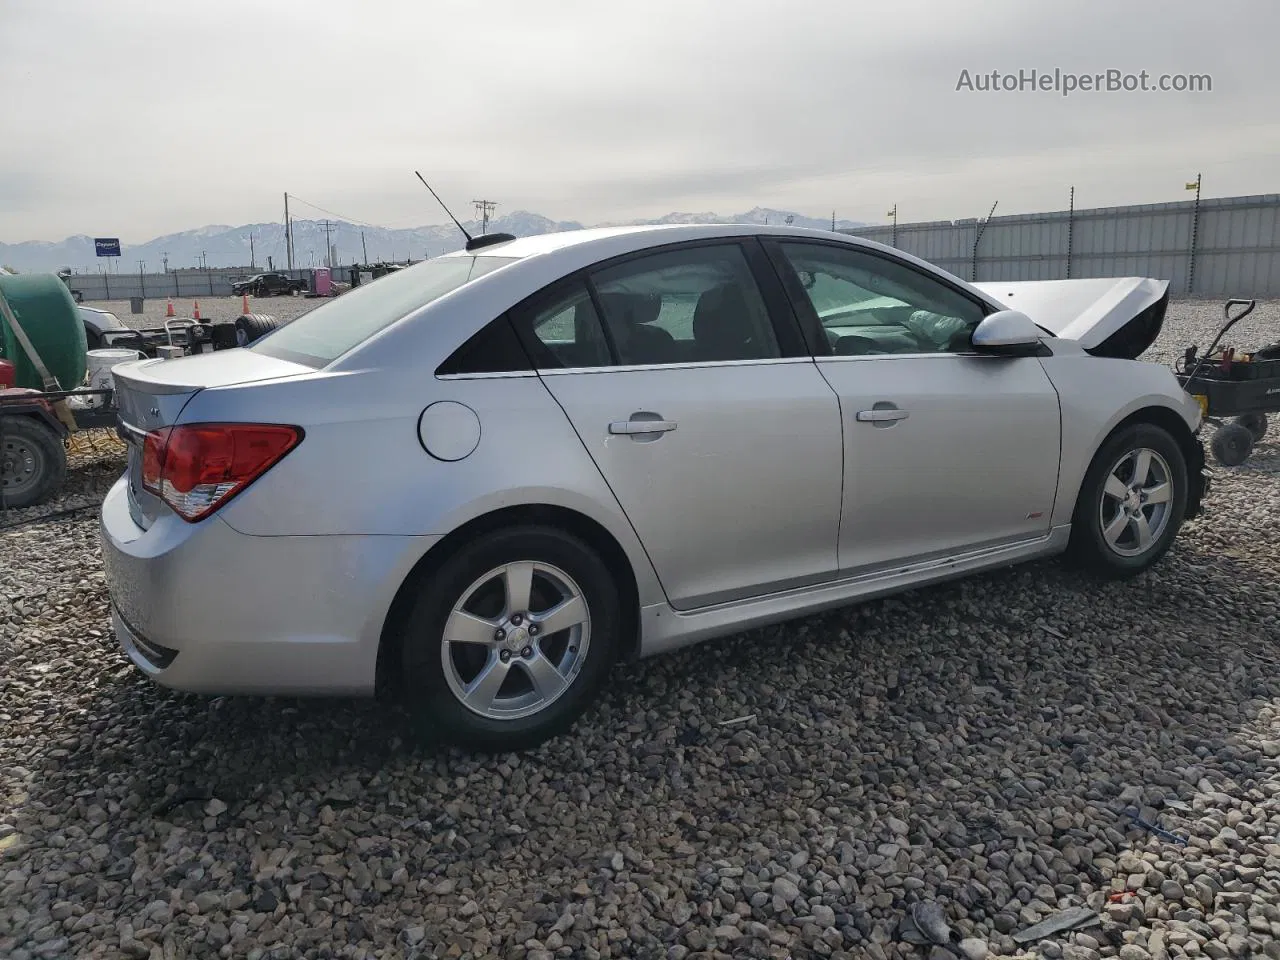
285,193,387,231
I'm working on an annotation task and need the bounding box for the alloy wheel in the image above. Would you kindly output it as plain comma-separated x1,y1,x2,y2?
1098,447,1174,558
440,561,591,721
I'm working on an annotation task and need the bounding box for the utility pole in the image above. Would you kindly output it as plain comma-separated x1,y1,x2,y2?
970,200,998,282
831,211,836,232
1065,186,1075,279
887,203,898,248
322,219,333,267
161,251,169,273
249,232,256,269
1186,172,1202,294
284,192,294,271
472,199,498,235
361,230,368,264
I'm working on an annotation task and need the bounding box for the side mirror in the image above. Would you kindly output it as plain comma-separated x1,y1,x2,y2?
971,310,1044,356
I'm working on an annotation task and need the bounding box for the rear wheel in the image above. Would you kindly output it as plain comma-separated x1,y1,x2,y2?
399,526,620,752
1233,413,1268,443
0,417,67,509
1067,423,1187,579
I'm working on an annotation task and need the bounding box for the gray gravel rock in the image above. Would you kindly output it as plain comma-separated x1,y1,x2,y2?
2,297,1280,958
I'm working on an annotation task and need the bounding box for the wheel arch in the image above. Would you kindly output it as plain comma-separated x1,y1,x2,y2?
375,502,642,698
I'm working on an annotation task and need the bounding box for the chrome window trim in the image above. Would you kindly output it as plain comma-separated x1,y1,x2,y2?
814,352,1003,363
436,356,814,380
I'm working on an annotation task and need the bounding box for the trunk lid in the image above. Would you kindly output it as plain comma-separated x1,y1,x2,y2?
111,350,314,529
973,277,1170,359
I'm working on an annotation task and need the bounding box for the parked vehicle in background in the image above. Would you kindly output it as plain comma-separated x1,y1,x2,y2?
57,268,84,303
78,305,130,348
231,272,307,297
100,224,1209,751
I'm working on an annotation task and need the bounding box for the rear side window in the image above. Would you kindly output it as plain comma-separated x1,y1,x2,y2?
590,243,780,365
252,255,515,366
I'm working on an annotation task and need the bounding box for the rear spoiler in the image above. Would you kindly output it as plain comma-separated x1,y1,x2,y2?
973,277,1170,360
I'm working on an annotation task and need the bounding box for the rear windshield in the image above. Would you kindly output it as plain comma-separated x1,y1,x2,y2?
251,255,516,366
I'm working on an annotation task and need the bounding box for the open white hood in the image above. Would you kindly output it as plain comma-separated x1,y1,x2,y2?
973,277,1170,359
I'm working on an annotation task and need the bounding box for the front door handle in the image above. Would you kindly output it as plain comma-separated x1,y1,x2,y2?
609,412,680,437
855,408,909,423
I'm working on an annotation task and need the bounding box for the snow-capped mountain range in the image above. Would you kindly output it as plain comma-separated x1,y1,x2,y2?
1,208,868,274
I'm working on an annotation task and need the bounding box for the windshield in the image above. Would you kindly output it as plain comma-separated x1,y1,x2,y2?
251,255,516,366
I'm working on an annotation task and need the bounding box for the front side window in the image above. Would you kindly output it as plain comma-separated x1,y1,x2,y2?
778,242,986,355
252,254,515,366
590,243,781,365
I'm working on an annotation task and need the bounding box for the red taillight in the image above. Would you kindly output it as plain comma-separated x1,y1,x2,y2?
141,423,302,522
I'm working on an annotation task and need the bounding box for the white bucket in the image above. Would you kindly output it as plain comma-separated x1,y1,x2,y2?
85,348,143,407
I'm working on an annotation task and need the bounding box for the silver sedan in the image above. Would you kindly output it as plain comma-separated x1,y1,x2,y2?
101,224,1208,750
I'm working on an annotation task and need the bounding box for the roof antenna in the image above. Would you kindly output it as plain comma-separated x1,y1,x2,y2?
414,171,516,252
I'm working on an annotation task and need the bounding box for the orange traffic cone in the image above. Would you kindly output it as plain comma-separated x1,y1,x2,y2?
165,297,175,318
242,293,250,314
192,301,201,320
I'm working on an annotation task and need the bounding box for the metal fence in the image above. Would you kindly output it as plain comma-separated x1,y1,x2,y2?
60,192,1280,301
841,193,1280,297
63,266,363,301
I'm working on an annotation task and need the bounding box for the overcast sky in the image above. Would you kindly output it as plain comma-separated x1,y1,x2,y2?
2,0,1277,242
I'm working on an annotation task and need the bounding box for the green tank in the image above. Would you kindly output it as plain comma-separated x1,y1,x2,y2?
0,273,87,391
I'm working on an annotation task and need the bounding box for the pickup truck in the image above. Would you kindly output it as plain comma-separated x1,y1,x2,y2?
230,272,307,297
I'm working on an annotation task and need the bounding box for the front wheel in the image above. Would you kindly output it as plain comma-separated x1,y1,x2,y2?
1211,422,1254,467
399,526,621,752
1066,423,1188,579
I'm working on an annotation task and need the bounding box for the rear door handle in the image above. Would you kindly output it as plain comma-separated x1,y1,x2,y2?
609,417,680,440
855,408,909,422
609,418,677,435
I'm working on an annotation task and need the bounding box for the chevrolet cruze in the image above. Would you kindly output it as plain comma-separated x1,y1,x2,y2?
101,224,1207,750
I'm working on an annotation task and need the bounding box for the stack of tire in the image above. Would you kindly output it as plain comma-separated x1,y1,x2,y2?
211,314,281,350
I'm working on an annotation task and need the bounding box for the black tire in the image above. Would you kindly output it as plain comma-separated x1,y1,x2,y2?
233,313,280,347
1234,413,1268,443
1211,422,1254,467
1066,423,1188,579
399,525,621,752
0,417,67,509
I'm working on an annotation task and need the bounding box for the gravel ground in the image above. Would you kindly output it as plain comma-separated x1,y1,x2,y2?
2,298,1279,960
88,296,319,331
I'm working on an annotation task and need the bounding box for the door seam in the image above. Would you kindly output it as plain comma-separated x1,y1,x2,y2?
811,359,848,571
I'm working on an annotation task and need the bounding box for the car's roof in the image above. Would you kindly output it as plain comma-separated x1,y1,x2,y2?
441,222,859,262
329,221,1007,373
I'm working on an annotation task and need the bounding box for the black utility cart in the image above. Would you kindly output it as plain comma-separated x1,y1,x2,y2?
1176,298,1279,466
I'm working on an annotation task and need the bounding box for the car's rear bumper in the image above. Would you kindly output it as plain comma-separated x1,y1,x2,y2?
99,476,439,696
